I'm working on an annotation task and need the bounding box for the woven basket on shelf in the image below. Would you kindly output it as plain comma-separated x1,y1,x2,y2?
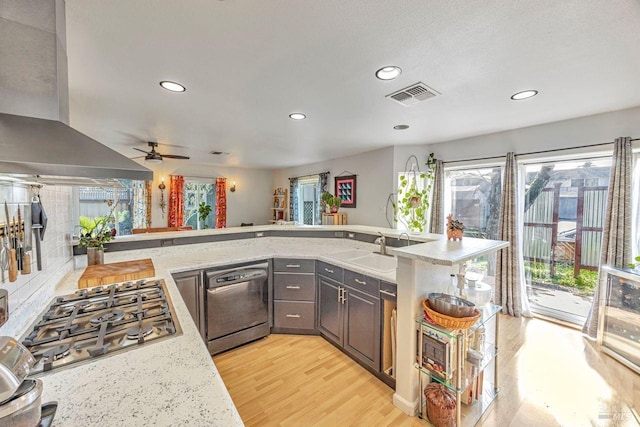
422,298,481,330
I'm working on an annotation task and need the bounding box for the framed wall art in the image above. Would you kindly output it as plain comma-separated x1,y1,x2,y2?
335,175,356,208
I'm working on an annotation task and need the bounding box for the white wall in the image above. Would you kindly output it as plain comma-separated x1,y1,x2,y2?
428,106,640,163
142,163,275,227
274,147,395,227
0,183,74,337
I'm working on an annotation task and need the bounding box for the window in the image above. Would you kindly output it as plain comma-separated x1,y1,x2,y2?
444,166,503,283
184,180,215,229
297,176,320,225
522,157,611,323
75,180,147,237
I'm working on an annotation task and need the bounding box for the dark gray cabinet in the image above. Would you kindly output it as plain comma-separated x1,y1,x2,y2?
272,258,316,333
317,275,343,345
344,286,380,370
316,261,381,371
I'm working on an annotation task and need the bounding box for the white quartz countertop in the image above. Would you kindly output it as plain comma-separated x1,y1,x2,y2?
37,237,398,426
390,236,509,265
36,230,507,426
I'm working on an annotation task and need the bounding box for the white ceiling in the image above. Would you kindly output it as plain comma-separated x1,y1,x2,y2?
65,0,640,170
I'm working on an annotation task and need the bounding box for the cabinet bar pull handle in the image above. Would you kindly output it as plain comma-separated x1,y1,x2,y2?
325,268,334,273
286,285,301,289
379,289,397,297
286,264,300,268
337,287,342,302
286,314,301,318
355,278,366,285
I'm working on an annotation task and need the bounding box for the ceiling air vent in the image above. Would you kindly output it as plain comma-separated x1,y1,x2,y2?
386,82,439,106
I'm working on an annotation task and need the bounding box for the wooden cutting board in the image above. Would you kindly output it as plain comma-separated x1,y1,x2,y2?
78,258,155,289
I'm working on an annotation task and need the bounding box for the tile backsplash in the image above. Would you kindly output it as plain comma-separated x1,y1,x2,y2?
0,183,74,337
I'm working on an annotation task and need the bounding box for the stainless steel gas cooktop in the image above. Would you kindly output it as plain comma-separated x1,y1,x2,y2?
22,279,182,374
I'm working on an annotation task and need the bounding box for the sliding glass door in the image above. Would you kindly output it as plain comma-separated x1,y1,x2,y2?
522,157,611,323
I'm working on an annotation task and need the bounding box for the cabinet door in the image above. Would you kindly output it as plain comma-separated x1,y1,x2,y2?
171,271,202,335
317,276,343,346
343,287,381,371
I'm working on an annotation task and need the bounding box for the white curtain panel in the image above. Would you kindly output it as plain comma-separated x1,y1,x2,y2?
429,160,444,234
495,152,531,317
583,137,633,338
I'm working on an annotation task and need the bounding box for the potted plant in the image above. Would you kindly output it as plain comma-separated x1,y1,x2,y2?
198,202,212,229
78,200,117,265
446,214,465,241
393,153,437,233
321,192,343,213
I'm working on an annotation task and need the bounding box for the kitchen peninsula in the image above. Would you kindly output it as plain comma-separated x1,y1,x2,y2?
29,225,506,426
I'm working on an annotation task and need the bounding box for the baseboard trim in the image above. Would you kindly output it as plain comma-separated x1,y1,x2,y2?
393,392,418,416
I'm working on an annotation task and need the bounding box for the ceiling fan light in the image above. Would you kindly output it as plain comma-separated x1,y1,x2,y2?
146,157,163,164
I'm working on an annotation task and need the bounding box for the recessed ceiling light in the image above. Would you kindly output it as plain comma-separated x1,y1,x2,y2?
289,113,306,120
393,124,410,130
510,90,538,100
159,81,186,92
376,66,402,80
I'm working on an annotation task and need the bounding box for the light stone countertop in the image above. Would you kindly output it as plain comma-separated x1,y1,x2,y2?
391,236,509,265
37,237,392,426
35,231,508,426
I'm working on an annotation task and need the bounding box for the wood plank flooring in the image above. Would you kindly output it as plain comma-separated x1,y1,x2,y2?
214,315,640,426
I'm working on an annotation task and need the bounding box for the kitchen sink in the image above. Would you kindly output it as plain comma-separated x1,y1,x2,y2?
326,249,371,260
325,249,397,273
347,253,397,273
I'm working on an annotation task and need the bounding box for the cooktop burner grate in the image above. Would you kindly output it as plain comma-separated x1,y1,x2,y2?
22,279,182,374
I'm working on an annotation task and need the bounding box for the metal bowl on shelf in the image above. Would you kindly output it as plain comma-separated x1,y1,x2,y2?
427,293,476,318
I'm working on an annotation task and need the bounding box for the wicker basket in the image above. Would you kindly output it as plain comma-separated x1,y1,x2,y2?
424,383,456,427
422,298,481,330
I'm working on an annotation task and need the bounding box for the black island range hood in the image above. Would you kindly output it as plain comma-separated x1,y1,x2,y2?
0,112,152,182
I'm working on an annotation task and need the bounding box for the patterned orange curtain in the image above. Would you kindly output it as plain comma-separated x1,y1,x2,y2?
168,175,185,227
215,177,226,228
145,180,152,227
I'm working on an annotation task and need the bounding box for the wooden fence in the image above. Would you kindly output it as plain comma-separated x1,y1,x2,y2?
523,183,607,277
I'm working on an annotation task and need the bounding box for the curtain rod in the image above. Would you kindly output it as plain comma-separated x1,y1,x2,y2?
289,171,330,180
442,137,639,165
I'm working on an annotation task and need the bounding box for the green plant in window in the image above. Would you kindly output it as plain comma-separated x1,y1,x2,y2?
198,202,212,228
78,200,118,250
392,153,437,232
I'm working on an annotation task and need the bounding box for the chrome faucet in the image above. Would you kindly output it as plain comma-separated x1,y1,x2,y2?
374,232,387,256
398,232,411,246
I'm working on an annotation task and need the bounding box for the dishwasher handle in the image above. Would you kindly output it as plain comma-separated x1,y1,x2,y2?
206,268,268,289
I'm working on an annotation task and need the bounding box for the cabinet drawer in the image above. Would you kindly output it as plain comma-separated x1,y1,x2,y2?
273,258,315,273
380,281,397,301
316,261,343,283
274,273,316,301
344,269,380,297
274,301,315,329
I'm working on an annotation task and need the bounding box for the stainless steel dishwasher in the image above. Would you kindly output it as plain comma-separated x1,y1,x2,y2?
204,261,270,355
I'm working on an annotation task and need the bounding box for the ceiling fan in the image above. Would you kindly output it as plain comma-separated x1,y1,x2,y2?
132,141,190,163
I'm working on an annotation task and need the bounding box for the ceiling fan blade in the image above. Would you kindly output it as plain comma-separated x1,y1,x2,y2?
130,155,146,160
133,147,151,154
161,154,191,160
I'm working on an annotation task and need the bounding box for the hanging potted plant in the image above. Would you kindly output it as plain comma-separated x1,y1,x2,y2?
78,200,117,265
392,153,437,233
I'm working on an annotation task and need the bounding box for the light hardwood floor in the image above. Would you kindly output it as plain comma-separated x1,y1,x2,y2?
214,315,640,427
